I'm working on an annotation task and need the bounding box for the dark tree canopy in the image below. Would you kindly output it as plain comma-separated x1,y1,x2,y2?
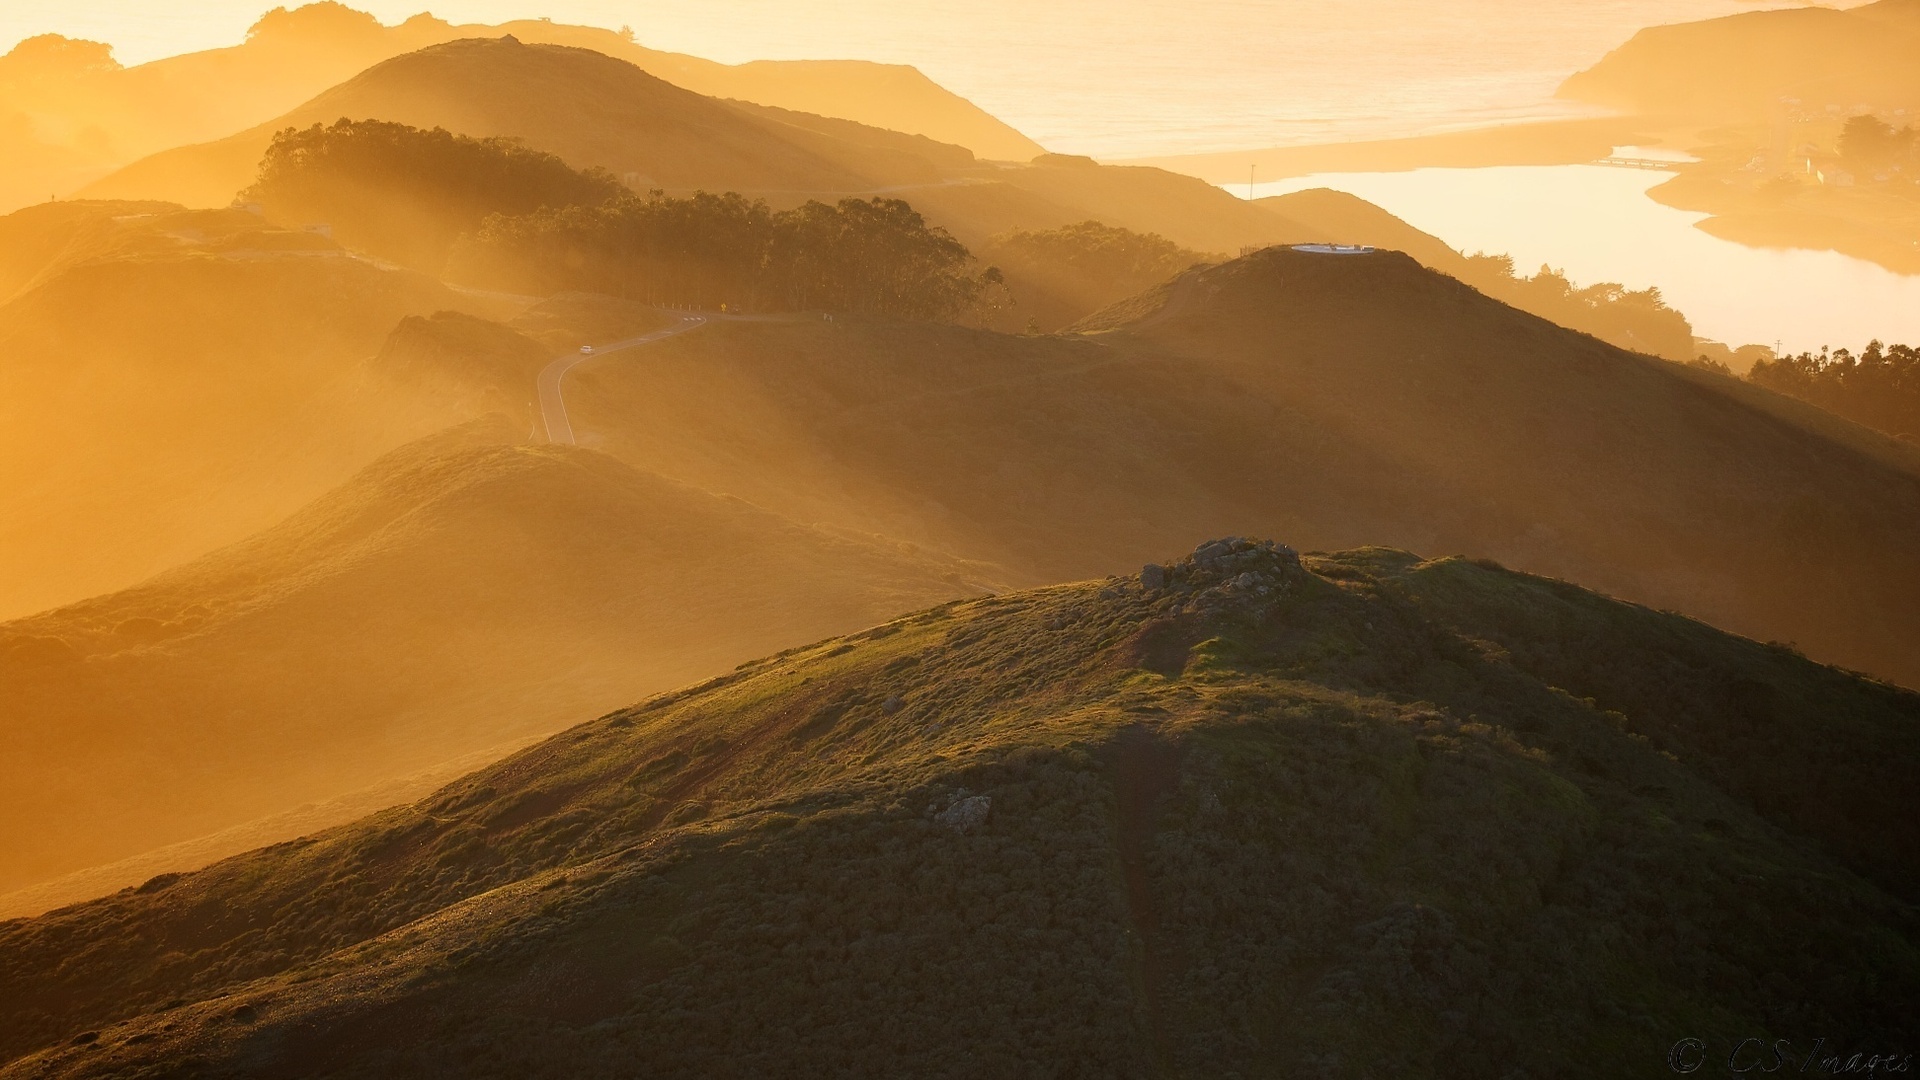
1748,341,1920,440
458,193,997,321
1838,115,1917,174
245,119,627,270
245,118,995,321
1462,253,1696,360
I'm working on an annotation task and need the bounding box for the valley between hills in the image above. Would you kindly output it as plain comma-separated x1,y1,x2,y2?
0,3,1916,1075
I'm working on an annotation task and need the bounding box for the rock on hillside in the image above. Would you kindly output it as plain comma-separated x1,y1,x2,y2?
0,417,991,907
1,539,1914,1076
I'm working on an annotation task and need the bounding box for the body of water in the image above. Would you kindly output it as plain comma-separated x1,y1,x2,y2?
1246,163,1920,353
17,1,1910,351
6,0,1765,159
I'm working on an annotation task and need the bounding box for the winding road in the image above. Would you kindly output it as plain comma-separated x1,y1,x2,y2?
537,312,708,445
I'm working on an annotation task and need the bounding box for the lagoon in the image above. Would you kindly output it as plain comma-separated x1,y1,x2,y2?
1244,163,1920,354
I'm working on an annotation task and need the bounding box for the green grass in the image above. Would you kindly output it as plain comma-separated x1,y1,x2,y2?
2,541,1916,1078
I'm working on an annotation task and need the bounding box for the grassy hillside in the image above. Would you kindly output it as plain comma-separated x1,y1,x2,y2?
978,220,1206,333
505,292,677,352
369,310,553,434
1256,189,1696,360
0,197,182,300
1,541,1913,1076
81,37,969,210
553,248,1920,689
903,157,1314,255
0,2,1038,214
0,202,479,618
1075,247,1920,685
69,35,1325,264
0,417,987,905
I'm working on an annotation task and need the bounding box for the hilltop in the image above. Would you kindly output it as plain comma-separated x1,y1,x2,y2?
551,247,1920,688
0,197,184,300
82,37,973,209
0,201,485,618
76,35,1327,259
1558,0,1920,121
0,417,987,909
0,2,1038,213
1255,189,1695,358
1074,248,1920,683
1,540,1913,1075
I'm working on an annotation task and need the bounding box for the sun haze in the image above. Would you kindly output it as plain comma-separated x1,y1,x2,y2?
1,2,1916,1075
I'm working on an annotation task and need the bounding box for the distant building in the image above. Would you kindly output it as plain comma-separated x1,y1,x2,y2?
1292,243,1376,256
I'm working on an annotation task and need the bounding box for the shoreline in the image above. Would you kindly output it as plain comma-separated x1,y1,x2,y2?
1126,115,1920,283
1118,115,1654,182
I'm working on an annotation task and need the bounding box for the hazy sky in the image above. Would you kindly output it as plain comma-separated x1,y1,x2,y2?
4,1,1774,155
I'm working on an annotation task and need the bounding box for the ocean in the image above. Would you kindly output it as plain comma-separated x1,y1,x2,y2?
4,0,1767,159
1252,163,1920,353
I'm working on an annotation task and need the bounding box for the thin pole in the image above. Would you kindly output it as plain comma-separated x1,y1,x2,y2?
1248,164,1256,200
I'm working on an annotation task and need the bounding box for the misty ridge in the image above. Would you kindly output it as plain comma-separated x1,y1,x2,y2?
0,3,1917,1077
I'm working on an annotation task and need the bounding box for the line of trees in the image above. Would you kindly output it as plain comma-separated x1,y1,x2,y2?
454,192,1001,321
1461,252,1696,360
244,118,1002,322
1742,341,1919,440
245,119,625,271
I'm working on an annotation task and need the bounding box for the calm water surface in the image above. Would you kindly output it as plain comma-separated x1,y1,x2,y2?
17,0,1906,351
1247,164,1920,352
6,0,1761,158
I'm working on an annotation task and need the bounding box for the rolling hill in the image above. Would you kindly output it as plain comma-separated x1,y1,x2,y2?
1,540,1913,1075
0,416,988,909
0,2,1038,214
74,35,1330,263
553,247,1920,689
81,37,975,210
0,200,485,619
1558,0,1920,119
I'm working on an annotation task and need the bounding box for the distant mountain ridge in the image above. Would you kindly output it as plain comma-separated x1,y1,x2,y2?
83,37,973,208
79,33,1317,262
0,2,1040,213
1558,0,1920,118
